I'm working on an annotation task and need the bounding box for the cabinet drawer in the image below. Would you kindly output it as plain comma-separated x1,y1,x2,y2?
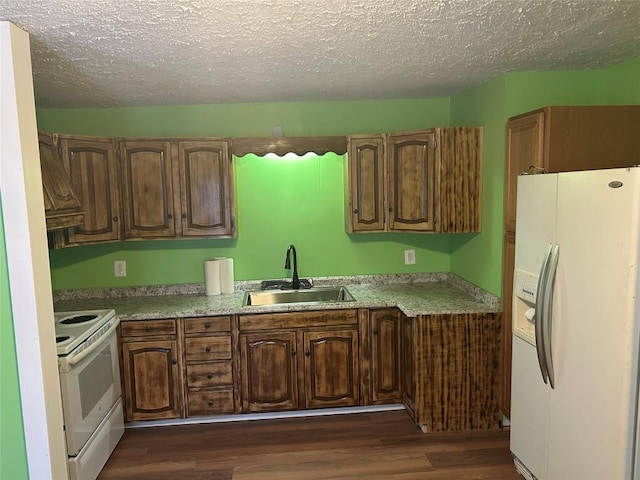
185,336,231,361
188,390,234,416
185,316,231,334
121,319,176,337
187,362,232,389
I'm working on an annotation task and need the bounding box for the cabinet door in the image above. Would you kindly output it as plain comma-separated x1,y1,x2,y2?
121,339,182,421
303,329,359,408
370,309,401,403
178,141,235,237
120,140,176,238
346,135,385,232
504,111,544,232
240,332,299,412
60,136,121,244
401,315,416,415
387,131,436,232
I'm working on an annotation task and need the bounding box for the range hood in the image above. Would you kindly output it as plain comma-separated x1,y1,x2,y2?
39,132,84,230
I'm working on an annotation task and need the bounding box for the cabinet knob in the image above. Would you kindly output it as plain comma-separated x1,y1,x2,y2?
291,350,296,356
182,213,187,219
305,350,310,357
204,322,211,329
207,373,213,379
144,326,151,332
171,359,177,365
389,207,393,213
353,208,358,214
112,216,118,222
373,329,379,335
208,400,214,406
205,346,211,352
168,213,173,219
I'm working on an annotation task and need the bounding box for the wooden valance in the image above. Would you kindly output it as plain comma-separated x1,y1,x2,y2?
231,136,347,157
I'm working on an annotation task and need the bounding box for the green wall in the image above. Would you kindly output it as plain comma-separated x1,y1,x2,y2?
42,99,453,289
39,58,640,293
448,56,640,296
0,203,29,480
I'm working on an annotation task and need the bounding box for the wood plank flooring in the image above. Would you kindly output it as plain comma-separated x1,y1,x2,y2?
99,410,520,479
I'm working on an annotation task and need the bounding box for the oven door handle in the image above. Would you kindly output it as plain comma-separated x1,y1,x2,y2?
67,318,120,366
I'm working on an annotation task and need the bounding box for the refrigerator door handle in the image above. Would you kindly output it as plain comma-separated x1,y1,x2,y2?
542,243,560,389
535,243,553,384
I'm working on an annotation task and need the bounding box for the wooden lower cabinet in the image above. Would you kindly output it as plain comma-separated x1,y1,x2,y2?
402,312,502,432
239,310,360,413
120,324,183,422
119,308,500,432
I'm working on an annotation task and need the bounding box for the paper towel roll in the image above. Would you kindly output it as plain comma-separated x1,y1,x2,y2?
219,258,235,294
204,260,221,296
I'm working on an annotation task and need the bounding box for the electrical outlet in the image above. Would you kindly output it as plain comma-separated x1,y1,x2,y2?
114,260,127,277
404,249,416,265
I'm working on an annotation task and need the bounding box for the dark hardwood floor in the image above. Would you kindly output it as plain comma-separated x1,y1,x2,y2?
99,410,520,479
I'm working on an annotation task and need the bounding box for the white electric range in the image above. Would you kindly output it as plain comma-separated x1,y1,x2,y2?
54,309,124,480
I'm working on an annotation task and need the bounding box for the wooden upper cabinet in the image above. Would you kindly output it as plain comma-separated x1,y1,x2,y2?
120,140,176,238
346,135,385,232
59,135,121,244
345,127,482,234
388,131,436,232
178,141,234,237
38,132,85,230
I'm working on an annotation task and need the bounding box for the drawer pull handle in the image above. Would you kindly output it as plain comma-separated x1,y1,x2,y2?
204,322,211,329
207,373,213,379
208,400,214,406
205,346,211,352
145,326,152,332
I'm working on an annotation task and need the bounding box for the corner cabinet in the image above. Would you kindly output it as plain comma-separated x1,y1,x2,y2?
501,106,640,417
346,127,482,234
238,310,360,413
402,312,501,432
120,319,183,422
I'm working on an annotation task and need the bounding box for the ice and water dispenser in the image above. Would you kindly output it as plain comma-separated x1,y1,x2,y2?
513,269,539,345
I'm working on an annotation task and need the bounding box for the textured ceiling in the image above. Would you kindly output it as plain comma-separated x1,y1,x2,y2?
1,0,638,108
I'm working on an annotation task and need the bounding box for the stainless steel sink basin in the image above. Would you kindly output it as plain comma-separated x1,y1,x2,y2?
243,286,355,307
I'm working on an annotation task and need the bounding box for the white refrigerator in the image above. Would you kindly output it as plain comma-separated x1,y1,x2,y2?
510,167,640,480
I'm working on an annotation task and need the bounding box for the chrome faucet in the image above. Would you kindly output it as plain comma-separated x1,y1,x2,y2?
284,244,300,289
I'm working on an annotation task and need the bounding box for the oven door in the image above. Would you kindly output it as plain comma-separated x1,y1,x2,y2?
58,320,122,456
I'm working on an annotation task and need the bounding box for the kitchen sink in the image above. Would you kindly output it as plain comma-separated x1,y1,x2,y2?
243,286,355,307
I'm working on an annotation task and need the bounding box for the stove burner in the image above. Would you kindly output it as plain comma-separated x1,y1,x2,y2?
60,314,98,325
56,335,70,343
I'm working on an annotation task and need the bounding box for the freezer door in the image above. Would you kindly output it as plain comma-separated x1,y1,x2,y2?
514,173,558,278
546,168,640,479
510,335,550,480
